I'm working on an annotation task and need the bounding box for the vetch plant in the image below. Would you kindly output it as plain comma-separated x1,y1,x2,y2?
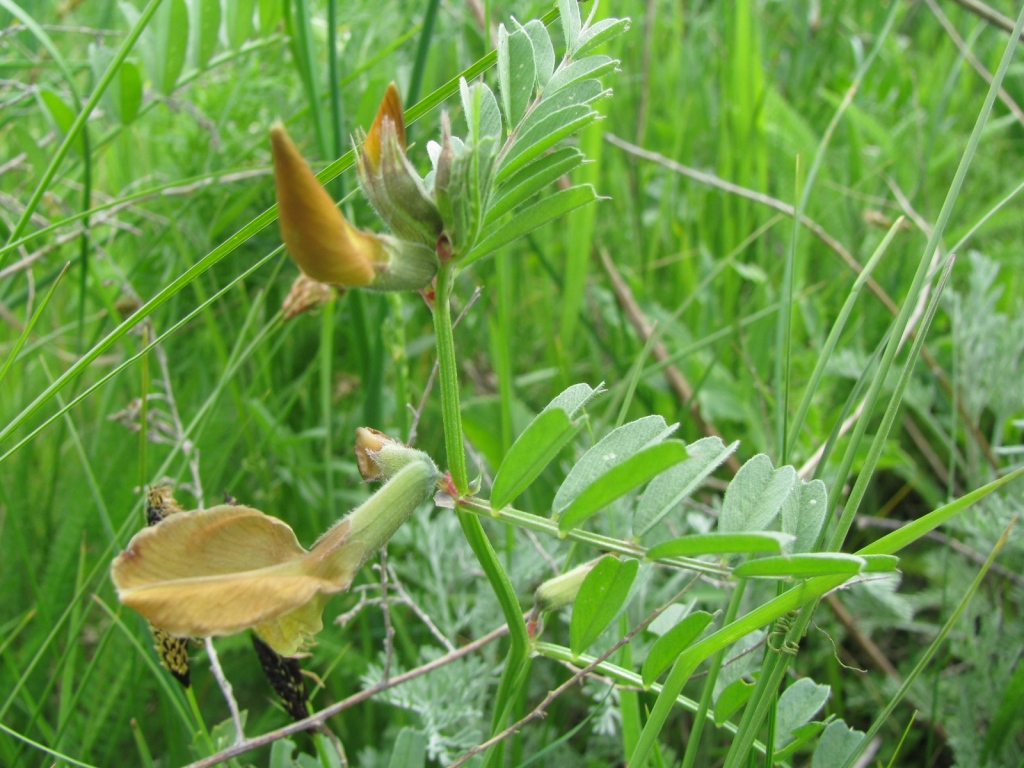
6,1,1022,766
108,4,1024,766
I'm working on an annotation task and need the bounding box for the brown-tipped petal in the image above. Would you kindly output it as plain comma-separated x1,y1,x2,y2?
354,426,391,481
363,82,405,170
270,122,378,286
281,273,338,321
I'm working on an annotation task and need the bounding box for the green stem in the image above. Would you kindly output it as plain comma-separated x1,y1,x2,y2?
724,258,959,767
681,582,746,768
432,263,529,765
320,299,336,520
533,642,768,755
313,733,336,768
459,498,729,577
433,264,468,492
326,0,345,166
617,615,643,765
386,293,411,440
185,687,218,758
627,461,1024,768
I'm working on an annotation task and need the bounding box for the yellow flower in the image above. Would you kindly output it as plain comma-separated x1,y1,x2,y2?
270,121,380,286
270,120,439,292
111,435,439,656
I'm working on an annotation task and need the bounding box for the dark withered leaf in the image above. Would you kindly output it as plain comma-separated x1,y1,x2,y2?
252,633,309,721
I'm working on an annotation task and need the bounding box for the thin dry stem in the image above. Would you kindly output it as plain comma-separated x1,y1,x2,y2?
204,638,245,745
377,549,395,683
927,0,1024,125
183,624,510,768
447,579,700,767
386,564,457,652
605,132,999,472
600,247,742,475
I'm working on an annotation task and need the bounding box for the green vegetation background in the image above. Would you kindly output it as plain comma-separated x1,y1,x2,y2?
1,0,1022,766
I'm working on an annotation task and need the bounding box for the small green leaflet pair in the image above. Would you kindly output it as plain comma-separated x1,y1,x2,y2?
562,561,863,761
488,381,901,685
489,383,739,539
490,381,899,579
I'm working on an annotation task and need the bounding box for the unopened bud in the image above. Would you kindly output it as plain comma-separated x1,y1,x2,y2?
362,82,406,171
432,113,455,227
354,427,436,482
533,558,602,612
357,83,443,248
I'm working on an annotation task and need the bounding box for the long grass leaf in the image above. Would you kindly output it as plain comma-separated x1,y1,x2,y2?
1,0,162,256
839,518,1016,768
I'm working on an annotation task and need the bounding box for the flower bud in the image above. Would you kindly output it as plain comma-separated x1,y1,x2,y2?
354,426,390,481
270,121,378,286
354,426,436,482
533,558,602,612
432,113,455,227
356,83,444,248
309,446,440,585
362,81,405,170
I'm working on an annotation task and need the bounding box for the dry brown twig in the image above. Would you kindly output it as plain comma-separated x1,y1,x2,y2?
928,0,1024,126
384,563,457,652
182,624,511,768
376,549,396,684
605,132,1000,473
603,133,900,314
947,0,1023,38
447,577,701,768
599,247,743,475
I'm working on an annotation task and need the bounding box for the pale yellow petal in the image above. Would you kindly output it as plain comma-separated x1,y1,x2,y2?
117,568,331,640
112,505,308,586
111,505,347,643
255,593,330,656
